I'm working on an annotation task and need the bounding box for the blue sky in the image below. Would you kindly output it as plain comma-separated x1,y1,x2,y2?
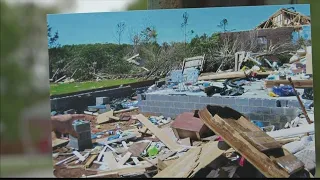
47,4,310,46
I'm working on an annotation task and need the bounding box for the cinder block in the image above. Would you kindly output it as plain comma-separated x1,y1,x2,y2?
249,98,263,107
96,97,110,105
73,122,91,132
188,96,200,103
199,96,211,104
146,94,152,100
157,101,165,107
143,106,151,112
138,101,146,106
287,100,300,108
147,101,155,107
262,99,277,107
255,107,271,114
164,101,173,108
178,95,189,103
194,103,205,110
222,97,235,106
270,107,284,115
284,108,299,117
230,105,242,112
185,103,195,110
242,106,257,113
280,100,288,107
271,122,281,130
264,115,279,123
279,115,290,123
250,113,264,121
170,108,178,114
137,94,142,101
174,102,185,109
169,95,181,102
150,107,160,113
237,98,249,106
159,107,170,114
210,96,223,105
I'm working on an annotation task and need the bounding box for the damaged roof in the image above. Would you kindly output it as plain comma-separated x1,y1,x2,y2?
255,8,311,29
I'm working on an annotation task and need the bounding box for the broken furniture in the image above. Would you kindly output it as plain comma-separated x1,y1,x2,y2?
170,112,212,141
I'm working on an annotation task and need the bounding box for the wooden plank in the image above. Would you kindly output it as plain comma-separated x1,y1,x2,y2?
242,131,282,152
52,138,69,149
274,154,305,175
264,79,313,88
198,71,248,80
97,110,120,124
180,138,191,146
136,114,182,151
198,107,290,178
157,159,168,172
118,152,132,165
154,147,202,178
128,142,150,157
114,107,139,114
85,154,97,168
103,151,119,170
189,141,227,177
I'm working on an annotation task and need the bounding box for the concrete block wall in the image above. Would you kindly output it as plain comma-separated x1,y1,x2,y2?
138,94,308,129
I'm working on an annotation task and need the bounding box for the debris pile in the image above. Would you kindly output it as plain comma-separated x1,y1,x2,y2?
52,104,315,178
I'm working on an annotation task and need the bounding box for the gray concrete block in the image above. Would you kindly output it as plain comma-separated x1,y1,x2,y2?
255,107,271,114
146,101,155,107
262,99,277,107
222,97,235,106
138,101,146,106
249,98,263,107
146,95,152,101
174,102,185,109
199,96,211,104
170,108,179,114
150,94,161,101
73,122,91,132
156,101,165,107
231,105,242,112
264,115,279,123
279,115,290,123
137,94,142,101
188,96,200,103
250,113,264,121
169,95,181,102
284,108,299,117
194,103,205,110
150,107,160,113
287,100,300,108
164,101,174,108
143,106,151,112
185,103,195,110
96,97,110,105
210,96,223,105
237,98,249,106
280,100,288,107
159,107,171,114
242,106,257,113
270,107,284,115
178,95,189,103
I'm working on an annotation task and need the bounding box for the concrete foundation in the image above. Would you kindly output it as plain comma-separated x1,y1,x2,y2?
138,94,312,129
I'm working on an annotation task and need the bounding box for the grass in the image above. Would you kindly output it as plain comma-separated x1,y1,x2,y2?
50,78,140,95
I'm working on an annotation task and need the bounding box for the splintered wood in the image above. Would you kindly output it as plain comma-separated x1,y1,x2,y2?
154,141,226,178
136,114,182,151
198,106,304,178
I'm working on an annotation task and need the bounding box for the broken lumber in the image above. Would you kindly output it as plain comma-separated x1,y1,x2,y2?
153,147,202,178
198,105,291,178
96,134,137,146
103,151,119,170
97,110,120,124
136,114,182,151
114,107,139,114
118,152,132,165
85,155,97,168
266,124,314,140
52,138,69,149
264,79,313,88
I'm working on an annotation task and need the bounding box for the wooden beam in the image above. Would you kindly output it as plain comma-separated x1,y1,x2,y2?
85,154,97,168
136,114,182,151
198,107,290,178
264,79,313,88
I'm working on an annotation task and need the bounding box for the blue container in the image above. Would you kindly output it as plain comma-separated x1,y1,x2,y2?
272,85,296,97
